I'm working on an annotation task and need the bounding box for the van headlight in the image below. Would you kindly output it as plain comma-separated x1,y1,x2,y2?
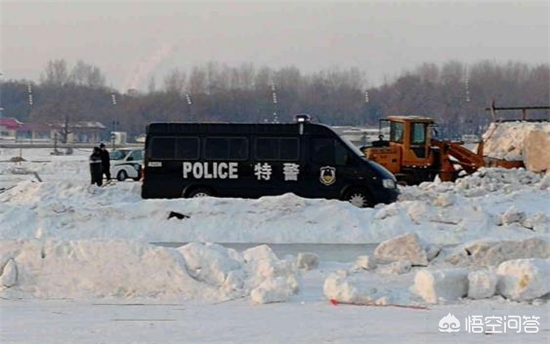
382,179,396,189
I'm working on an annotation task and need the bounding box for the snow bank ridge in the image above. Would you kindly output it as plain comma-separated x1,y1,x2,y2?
0,240,299,304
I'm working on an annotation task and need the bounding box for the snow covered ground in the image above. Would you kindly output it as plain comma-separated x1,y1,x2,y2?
1,147,549,343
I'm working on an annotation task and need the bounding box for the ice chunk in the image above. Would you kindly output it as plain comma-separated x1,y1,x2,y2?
242,244,278,263
250,277,294,304
447,238,550,267
413,269,469,304
374,233,428,266
353,255,377,271
377,260,412,275
496,258,550,301
295,252,319,270
1,258,18,288
467,270,497,299
523,129,550,173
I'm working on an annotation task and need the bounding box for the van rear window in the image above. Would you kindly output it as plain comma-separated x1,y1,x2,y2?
150,137,176,159
176,138,200,159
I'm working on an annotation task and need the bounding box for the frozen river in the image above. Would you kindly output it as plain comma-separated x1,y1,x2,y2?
153,243,379,262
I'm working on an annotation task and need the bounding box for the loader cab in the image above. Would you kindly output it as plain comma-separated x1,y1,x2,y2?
384,116,434,167
363,116,436,177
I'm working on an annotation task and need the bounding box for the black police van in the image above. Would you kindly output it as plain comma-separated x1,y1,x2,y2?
141,116,398,207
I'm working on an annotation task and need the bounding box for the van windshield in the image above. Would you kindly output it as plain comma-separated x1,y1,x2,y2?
340,136,365,158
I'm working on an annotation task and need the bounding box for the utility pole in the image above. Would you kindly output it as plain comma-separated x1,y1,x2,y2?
185,93,192,120
271,83,278,123
28,84,34,144
111,93,118,150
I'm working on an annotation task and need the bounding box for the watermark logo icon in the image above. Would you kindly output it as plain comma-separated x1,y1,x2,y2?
439,313,461,333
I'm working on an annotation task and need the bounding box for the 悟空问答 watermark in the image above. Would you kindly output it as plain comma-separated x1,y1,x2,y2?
439,313,540,334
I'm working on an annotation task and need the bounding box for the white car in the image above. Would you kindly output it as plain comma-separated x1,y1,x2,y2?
109,149,143,181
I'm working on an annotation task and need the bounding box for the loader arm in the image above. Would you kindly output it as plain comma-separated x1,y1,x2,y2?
432,139,485,177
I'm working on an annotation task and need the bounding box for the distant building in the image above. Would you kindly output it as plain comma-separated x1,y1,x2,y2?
61,121,107,143
0,117,21,140
0,117,106,143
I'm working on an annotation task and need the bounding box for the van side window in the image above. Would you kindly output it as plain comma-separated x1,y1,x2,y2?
280,138,299,160
205,137,248,160
228,138,248,160
311,138,334,165
334,140,352,166
256,138,278,160
311,138,352,166
256,138,299,161
176,137,199,160
150,137,176,159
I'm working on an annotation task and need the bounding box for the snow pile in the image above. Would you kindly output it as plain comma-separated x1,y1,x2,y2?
401,167,547,199
0,240,299,303
482,121,550,164
399,168,550,237
325,231,550,306
2,170,548,245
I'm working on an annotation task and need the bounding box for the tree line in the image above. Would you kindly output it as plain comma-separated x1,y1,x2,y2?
1,59,548,141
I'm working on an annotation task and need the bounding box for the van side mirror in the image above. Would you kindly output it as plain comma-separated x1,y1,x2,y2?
127,156,134,161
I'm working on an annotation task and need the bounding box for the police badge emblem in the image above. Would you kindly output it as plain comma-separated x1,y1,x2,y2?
319,166,336,186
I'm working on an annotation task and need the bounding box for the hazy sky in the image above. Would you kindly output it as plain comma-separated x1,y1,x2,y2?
2,1,549,91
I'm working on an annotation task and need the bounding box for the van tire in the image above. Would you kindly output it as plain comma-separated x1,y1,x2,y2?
117,170,127,182
188,188,213,198
344,189,373,208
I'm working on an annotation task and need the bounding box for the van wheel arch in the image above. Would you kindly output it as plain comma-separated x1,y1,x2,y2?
185,186,216,198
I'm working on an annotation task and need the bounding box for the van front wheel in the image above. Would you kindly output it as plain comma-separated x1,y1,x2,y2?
345,189,373,208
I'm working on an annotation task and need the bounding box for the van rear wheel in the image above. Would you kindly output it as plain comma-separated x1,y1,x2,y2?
188,188,213,198
345,189,373,208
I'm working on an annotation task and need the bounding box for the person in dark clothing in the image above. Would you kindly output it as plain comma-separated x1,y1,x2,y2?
89,147,103,186
99,143,111,180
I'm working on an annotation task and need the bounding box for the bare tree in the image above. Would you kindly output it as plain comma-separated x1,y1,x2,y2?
188,67,207,94
163,68,187,94
71,60,106,88
40,59,71,86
